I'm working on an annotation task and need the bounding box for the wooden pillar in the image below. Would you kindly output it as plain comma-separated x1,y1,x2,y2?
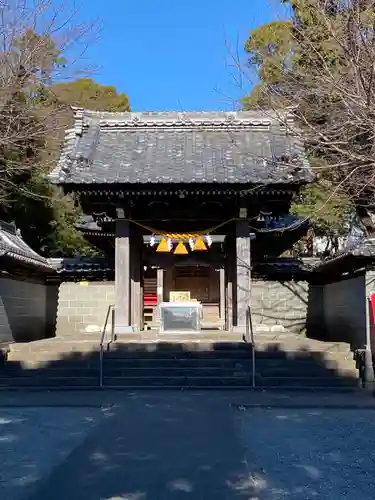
154,267,164,326
219,267,226,329
130,232,142,331
115,219,131,333
164,266,173,302
226,242,234,331
234,219,251,332
157,268,164,305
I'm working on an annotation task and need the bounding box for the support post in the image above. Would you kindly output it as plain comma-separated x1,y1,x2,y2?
157,268,164,305
219,267,226,329
226,243,234,332
131,232,142,331
115,219,131,333
234,219,251,333
164,267,173,302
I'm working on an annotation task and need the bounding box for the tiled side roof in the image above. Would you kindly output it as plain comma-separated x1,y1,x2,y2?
49,109,313,186
313,238,375,275
0,222,54,271
48,257,113,275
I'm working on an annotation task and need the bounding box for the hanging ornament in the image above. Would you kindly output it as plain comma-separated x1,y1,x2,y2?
205,234,212,247
149,235,156,247
174,241,188,255
193,236,207,251
156,238,170,252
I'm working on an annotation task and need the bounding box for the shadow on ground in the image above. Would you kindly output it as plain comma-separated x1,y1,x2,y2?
0,341,371,499
0,338,361,390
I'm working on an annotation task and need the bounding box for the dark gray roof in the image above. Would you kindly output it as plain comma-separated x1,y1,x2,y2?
48,257,113,275
49,109,313,186
0,222,53,271
345,238,375,258
313,238,375,275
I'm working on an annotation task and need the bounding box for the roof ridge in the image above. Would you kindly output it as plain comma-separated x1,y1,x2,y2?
70,107,293,128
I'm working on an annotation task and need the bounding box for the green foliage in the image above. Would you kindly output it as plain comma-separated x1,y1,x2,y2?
244,20,293,85
291,182,353,236
0,31,131,257
243,1,358,238
51,78,131,112
3,173,97,257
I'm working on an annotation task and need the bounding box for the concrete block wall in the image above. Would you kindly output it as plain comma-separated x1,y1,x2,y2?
56,282,115,336
251,280,308,334
0,276,57,344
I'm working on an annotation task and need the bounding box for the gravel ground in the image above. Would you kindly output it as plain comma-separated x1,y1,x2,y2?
0,406,106,500
236,407,375,500
1,394,375,500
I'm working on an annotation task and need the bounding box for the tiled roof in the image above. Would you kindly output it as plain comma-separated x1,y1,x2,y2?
313,238,375,275
48,257,113,275
0,222,54,271
345,238,375,258
49,109,313,186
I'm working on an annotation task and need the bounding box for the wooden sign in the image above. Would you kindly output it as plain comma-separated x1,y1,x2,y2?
169,291,190,302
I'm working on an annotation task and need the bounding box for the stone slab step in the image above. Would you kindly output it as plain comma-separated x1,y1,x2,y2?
103,376,252,387
114,335,244,343
0,367,101,377
0,366,250,378
102,358,250,368
0,385,361,392
257,376,359,388
105,349,252,360
255,337,352,353
0,377,99,387
0,374,349,389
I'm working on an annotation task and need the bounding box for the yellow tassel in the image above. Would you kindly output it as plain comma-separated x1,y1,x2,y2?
156,238,170,252
193,236,207,251
174,241,188,255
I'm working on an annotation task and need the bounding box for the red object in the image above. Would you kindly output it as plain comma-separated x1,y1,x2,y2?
370,293,375,325
144,293,157,307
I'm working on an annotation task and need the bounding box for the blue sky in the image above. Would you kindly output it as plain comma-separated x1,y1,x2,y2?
81,0,288,112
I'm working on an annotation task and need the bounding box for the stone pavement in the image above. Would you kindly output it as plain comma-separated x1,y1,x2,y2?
0,391,375,499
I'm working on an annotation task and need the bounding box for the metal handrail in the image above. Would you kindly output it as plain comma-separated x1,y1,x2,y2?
99,304,115,388
246,305,256,389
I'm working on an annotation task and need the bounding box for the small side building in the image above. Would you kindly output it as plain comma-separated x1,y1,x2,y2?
0,221,58,354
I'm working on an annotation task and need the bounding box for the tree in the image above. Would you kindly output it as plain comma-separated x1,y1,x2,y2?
242,0,375,250
0,1,128,257
51,79,131,112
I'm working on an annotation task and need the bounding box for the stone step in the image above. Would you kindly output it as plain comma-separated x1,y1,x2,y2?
3,357,357,377
0,365,250,378
103,376,253,387
0,376,99,388
114,334,244,343
254,336,352,352
257,376,359,388
105,349,252,360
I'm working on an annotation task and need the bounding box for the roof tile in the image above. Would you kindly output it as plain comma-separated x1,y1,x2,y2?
49,110,313,186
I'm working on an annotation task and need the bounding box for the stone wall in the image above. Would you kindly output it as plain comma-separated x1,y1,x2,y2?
56,282,115,336
251,280,309,334
0,275,58,344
